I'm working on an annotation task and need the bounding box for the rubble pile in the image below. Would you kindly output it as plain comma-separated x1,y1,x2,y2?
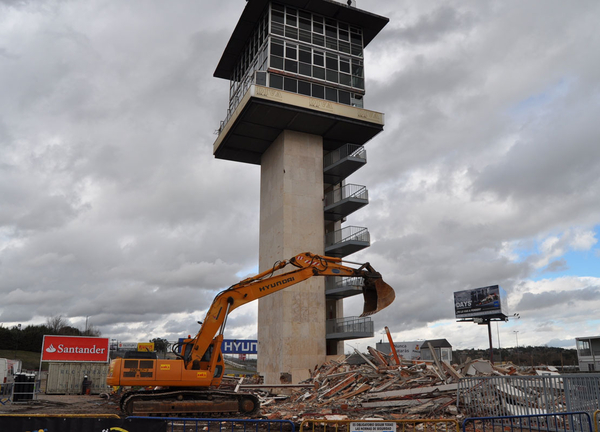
252,347,537,420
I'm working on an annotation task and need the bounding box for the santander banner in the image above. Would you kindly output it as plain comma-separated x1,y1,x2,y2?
42,335,110,363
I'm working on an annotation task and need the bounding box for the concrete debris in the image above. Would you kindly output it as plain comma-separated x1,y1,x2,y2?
236,348,542,421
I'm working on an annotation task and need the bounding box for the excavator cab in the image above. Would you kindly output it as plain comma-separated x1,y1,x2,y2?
172,338,194,362
178,337,225,381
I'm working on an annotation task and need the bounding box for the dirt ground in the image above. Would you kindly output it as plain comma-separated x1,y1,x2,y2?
0,393,122,417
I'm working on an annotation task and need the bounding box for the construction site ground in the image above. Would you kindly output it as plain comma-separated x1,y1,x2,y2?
1,393,120,416
0,392,459,419
0,349,563,422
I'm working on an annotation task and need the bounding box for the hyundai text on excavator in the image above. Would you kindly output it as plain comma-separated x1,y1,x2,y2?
107,252,395,416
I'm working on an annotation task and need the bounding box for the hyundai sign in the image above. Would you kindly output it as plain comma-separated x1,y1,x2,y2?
221,339,257,355
454,285,508,320
42,335,110,363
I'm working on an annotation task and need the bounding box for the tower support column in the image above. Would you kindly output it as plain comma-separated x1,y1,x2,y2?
257,129,326,384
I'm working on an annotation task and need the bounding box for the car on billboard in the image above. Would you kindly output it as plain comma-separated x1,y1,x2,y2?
454,285,507,320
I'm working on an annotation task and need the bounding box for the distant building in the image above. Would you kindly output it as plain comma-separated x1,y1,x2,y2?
376,341,421,360
420,339,453,362
376,339,453,362
576,336,600,371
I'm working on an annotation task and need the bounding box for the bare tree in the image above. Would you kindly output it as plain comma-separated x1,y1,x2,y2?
150,338,169,354
83,325,101,337
46,315,69,334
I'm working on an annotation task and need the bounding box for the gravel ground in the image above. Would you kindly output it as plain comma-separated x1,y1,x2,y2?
0,393,122,417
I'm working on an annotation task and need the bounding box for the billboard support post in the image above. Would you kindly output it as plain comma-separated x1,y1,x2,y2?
487,320,493,364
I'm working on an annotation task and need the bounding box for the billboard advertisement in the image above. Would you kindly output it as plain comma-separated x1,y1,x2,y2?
137,342,155,352
392,342,421,360
375,342,421,360
454,285,508,319
117,342,138,350
221,339,257,354
42,335,110,363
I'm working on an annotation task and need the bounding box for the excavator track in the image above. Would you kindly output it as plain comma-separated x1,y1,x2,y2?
120,389,260,417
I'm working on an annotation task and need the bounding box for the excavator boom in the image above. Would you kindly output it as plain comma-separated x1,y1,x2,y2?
107,252,395,416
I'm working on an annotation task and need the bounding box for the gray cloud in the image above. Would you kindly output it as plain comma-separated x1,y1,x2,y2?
516,285,600,311
543,259,569,274
1,0,599,350
383,5,474,46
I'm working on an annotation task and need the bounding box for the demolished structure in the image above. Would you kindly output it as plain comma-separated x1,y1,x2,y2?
227,347,600,421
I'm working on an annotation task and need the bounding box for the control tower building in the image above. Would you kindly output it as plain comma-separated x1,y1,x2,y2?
213,0,388,384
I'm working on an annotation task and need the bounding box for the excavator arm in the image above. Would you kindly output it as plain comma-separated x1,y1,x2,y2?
183,252,395,370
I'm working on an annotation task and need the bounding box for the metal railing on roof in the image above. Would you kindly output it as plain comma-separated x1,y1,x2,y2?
218,69,265,135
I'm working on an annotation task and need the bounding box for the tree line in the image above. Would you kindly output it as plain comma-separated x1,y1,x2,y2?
0,315,101,353
454,345,579,367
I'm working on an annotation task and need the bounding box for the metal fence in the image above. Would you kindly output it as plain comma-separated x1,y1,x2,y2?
128,417,296,432
458,374,600,418
300,418,459,432
0,384,10,406
0,383,12,397
11,373,37,403
462,412,593,432
0,414,132,432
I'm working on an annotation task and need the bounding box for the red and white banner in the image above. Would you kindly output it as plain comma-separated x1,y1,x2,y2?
41,335,110,363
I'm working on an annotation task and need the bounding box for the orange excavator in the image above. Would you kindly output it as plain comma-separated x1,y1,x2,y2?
107,252,395,416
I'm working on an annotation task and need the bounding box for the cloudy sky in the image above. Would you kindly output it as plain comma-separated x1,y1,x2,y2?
1,0,599,353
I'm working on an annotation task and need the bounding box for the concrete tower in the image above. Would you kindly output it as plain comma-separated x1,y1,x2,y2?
213,0,388,384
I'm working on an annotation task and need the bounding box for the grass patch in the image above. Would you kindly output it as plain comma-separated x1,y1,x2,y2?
0,350,43,371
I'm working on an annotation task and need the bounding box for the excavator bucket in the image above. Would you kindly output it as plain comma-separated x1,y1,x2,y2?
360,273,395,317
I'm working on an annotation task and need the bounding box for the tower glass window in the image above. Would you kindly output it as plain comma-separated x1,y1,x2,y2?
225,1,368,118
262,2,364,107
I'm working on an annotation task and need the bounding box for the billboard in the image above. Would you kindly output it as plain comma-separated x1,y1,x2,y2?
392,342,421,360
115,342,157,352
375,342,421,360
136,342,155,352
117,342,138,350
41,335,110,363
454,285,508,320
221,339,257,354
